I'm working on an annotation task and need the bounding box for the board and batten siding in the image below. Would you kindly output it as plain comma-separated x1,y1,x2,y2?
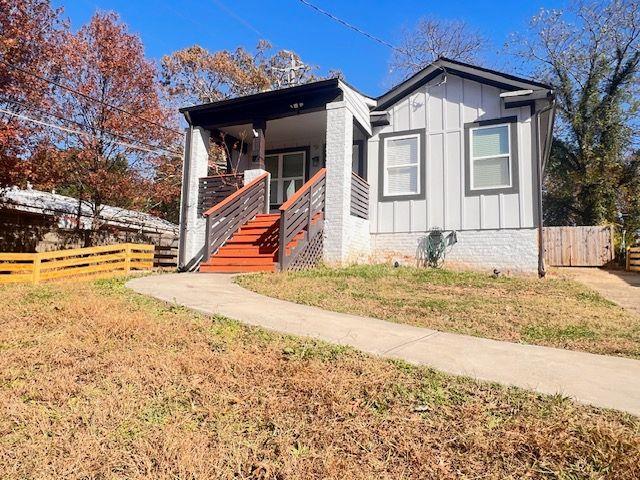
368,75,539,234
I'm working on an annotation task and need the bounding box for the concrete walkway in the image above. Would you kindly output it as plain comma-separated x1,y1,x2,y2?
559,267,640,316
127,273,640,416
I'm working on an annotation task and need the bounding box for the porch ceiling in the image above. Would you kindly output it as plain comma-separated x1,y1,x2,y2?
220,111,327,146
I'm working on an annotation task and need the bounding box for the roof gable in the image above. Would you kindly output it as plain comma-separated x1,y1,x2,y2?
375,57,552,112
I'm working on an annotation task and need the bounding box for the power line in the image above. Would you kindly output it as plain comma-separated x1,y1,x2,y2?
1,97,182,156
0,59,183,137
297,0,406,55
0,106,181,156
211,0,265,39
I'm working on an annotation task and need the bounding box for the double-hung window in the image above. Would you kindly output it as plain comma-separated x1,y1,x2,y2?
465,117,518,195
379,130,424,201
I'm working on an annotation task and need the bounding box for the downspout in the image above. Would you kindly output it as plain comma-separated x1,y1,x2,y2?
534,95,556,278
177,111,193,271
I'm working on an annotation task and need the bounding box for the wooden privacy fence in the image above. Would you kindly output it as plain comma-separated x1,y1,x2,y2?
628,247,640,272
154,244,178,269
543,226,614,267
0,243,154,284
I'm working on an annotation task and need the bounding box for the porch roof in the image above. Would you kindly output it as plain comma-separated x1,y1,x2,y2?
180,79,344,130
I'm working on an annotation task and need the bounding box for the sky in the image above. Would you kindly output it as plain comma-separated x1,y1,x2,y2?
55,0,564,97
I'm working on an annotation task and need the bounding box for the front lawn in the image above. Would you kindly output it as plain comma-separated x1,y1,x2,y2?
237,264,640,358
0,278,638,478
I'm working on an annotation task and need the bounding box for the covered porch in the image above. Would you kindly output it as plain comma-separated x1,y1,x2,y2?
177,79,373,272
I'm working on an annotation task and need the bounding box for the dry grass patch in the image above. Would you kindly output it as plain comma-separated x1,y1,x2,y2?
0,277,639,479
238,265,640,358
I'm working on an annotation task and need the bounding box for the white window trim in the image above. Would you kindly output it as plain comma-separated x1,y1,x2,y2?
469,122,512,191
382,133,421,197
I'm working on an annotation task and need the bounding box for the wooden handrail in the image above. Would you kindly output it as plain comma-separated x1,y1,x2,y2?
203,172,269,262
278,169,326,271
279,168,326,211
203,172,269,217
351,170,367,184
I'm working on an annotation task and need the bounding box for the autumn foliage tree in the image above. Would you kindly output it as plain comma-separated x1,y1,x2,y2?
0,0,65,186
160,40,319,106
48,12,180,237
510,0,640,242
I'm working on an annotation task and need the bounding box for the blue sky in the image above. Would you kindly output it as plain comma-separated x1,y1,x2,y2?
56,0,563,96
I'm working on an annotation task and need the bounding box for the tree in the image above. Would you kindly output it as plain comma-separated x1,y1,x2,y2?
160,41,319,106
390,17,487,80
0,0,65,186
48,12,180,242
509,0,640,241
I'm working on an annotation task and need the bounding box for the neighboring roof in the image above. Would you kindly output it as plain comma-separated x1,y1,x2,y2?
375,57,553,111
1,187,178,235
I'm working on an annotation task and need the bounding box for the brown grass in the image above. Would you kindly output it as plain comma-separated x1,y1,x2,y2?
0,277,639,479
238,265,640,359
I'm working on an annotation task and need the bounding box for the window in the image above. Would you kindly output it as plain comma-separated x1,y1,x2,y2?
465,117,519,196
380,132,422,199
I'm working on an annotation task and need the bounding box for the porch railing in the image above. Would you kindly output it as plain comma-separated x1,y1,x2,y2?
203,172,269,262
198,173,244,216
278,168,326,271
350,171,369,220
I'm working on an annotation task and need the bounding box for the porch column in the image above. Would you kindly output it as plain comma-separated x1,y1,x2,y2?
178,126,210,270
251,119,266,169
324,101,353,265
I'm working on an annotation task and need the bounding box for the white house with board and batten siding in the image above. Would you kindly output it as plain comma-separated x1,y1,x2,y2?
177,57,555,275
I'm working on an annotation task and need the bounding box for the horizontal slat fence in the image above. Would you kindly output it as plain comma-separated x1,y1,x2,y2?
0,243,153,284
628,247,640,272
154,244,178,269
350,171,369,220
198,174,243,216
543,226,614,267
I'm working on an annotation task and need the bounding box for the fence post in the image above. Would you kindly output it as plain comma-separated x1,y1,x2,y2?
124,244,132,274
32,254,41,284
627,247,631,272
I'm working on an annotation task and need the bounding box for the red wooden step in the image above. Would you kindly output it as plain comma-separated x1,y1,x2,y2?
225,234,266,243
217,246,277,256
204,256,275,266
200,264,275,273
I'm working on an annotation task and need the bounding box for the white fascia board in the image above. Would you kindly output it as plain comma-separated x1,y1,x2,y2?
338,80,373,135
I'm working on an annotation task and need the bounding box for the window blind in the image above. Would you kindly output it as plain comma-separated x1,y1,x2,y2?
385,136,419,195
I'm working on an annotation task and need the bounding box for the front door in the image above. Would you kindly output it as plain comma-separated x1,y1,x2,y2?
265,150,306,209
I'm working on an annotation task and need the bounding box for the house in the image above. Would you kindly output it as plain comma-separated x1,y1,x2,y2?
0,185,178,255
177,57,555,275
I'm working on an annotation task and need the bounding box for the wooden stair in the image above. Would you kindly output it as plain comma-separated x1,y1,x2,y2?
200,214,280,273
199,211,322,274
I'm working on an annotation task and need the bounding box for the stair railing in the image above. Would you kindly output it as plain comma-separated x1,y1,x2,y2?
278,168,326,271
203,172,269,262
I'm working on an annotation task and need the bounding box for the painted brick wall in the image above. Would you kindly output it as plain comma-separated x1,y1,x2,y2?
345,215,371,262
323,102,352,264
178,127,209,269
371,228,538,273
